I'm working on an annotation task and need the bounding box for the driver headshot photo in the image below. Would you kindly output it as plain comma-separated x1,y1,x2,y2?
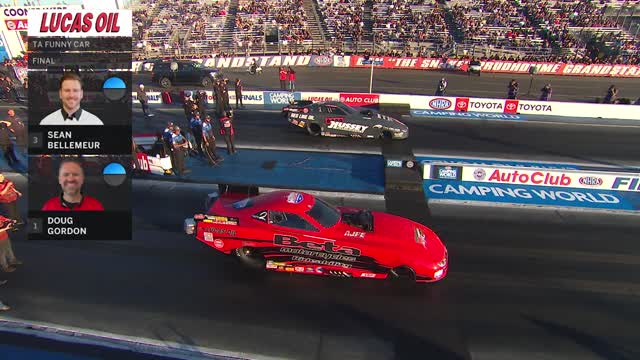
41,158,104,211
39,73,104,126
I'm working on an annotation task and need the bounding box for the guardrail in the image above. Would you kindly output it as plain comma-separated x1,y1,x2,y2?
132,90,640,121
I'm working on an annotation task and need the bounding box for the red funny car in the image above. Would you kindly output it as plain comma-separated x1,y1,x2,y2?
184,187,448,283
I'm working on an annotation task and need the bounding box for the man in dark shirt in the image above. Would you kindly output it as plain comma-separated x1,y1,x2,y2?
136,83,153,118
0,122,17,166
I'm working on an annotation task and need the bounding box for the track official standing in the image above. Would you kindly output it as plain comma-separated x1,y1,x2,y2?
219,111,236,155
136,84,153,118
202,115,223,165
507,79,519,99
235,78,244,109
183,93,195,124
279,67,287,90
288,67,296,92
190,113,204,155
171,126,189,175
196,90,208,119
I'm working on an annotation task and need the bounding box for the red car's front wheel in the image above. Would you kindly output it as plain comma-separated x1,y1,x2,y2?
235,247,265,269
389,266,416,283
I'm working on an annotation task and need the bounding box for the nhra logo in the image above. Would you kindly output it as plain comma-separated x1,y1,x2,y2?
429,98,452,110
579,176,603,187
311,55,332,66
473,168,486,180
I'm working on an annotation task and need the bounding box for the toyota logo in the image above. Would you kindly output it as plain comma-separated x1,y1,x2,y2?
506,103,517,110
457,101,467,108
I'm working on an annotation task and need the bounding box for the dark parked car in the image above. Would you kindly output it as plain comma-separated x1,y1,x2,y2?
151,60,223,88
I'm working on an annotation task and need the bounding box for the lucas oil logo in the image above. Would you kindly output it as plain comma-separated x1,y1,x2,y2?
429,98,452,110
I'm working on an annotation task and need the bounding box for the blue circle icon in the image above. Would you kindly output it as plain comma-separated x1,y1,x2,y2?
102,77,128,102
103,163,127,186
103,77,126,89
104,163,126,175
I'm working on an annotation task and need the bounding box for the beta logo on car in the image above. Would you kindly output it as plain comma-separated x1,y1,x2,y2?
429,98,452,110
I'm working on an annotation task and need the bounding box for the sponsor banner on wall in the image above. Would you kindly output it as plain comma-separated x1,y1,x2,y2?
411,109,524,120
339,93,380,107
132,55,640,77
452,97,640,120
350,55,464,71
131,91,162,104
425,164,640,192
202,55,311,69
424,180,640,210
299,92,339,102
202,90,264,104
308,55,333,67
333,55,350,68
416,156,582,170
264,91,301,105
348,55,640,78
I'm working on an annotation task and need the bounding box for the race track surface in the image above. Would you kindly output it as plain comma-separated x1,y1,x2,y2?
3,179,640,360
1,68,639,359
133,67,640,103
134,107,640,168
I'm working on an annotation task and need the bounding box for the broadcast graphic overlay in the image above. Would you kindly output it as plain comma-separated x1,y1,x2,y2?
26,9,132,240
27,155,132,240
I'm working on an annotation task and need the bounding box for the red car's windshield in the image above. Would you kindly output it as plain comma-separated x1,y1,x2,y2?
307,197,340,228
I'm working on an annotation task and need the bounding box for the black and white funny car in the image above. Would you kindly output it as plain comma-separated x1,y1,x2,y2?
281,99,314,118
287,101,409,140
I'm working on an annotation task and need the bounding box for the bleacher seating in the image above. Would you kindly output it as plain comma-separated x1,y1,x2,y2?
232,0,311,53
133,0,230,58
124,0,638,64
371,0,451,47
317,0,366,43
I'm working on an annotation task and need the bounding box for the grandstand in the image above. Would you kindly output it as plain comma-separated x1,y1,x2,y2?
129,0,639,64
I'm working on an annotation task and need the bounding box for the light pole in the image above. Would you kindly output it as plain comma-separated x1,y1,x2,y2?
369,59,374,93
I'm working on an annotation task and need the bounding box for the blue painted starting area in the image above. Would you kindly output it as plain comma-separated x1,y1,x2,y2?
418,156,640,212
141,148,385,194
